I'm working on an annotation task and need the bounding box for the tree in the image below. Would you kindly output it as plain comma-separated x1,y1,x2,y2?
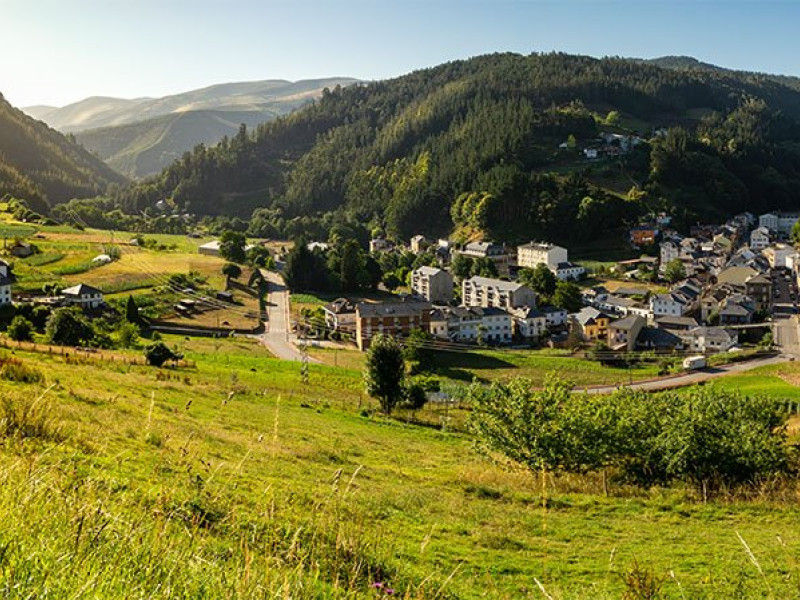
403,328,434,373
118,322,140,348
222,262,242,280
219,230,246,263
45,307,95,346
246,245,272,268
402,381,429,411
125,295,140,324
363,334,406,415
792,220,800,246
664,259,686,284
519,263,557,300
553,280,583,312
7,315,33,342
338,239,365,291
145,342,183,367
451,253,473,281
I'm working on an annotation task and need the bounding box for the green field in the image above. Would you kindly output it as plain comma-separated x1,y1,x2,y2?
1,335,799,598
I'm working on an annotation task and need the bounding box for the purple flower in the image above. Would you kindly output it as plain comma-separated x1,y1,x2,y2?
371,582,384,589
385,589,395,595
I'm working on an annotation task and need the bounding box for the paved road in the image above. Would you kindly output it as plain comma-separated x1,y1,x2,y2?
580,353,791,395
257,270,317,362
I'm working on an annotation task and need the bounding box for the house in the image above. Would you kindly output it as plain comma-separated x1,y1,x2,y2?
517,242,568,270
636,327,684,352
511,306,548,340
572,307,612,342
0,260,14,306
62,283,104,308
583,148,599,159
750,227,771,251
651,292,689,317
744,273,772,312
541,305,568,329
461,276,536,310
680,326,738,354
655,315,699,332
457,241,511,274
607,315,645,351
717,266,758,290
759,211,800,236
718,299,754,325
410,235,430,254
553,261,586,281
410,266,454,304
369,238,394,253
322,298,357,333
216,290,234,303
629,226,659,248
354,300,431,351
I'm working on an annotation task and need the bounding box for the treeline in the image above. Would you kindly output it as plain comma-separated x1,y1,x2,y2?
0,93,126,214
107,52,800,242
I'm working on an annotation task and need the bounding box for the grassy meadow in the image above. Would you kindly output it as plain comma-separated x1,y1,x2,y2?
1,335,800,598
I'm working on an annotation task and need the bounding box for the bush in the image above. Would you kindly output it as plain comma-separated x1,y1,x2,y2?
46,307,95,346
7,315,33,342
468,378,791,494
0,391,58,440
0,357,43,384
145,342,183,367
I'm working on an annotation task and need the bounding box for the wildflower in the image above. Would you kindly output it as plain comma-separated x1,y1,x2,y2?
371,582,384,589
385,589,395,595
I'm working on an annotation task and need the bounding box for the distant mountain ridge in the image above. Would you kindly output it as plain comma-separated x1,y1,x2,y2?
643,55,800,91
0,93,126,213
23,77,359,178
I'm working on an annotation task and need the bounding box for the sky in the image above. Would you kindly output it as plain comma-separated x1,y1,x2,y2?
2,0,800,108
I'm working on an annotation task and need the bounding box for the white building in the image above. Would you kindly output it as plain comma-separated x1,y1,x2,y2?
764,243,796,269
651,292,689,317
759,212,800,237
553,261,586,281
517,242,568,270
430,306,512,344
410,266,454,304
541,305,568,329
462,276,536,310
0,261,13,306
660,240,680,268
511,306,548,340
749,227,771,251
680,326,737,354
62,283,104,308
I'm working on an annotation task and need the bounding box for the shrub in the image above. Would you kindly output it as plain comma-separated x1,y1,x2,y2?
145,342,183,367
0,391,58,440
0,357,43,383
7,315,33,342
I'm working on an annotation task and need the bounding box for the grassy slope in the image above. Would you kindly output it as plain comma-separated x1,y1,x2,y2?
2,336,800,598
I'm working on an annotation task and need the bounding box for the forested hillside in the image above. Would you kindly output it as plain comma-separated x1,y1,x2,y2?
100,53,800,242
74,110,282,178
0,93,126,213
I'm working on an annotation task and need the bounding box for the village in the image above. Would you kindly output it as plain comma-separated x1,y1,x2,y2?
315,209,800,363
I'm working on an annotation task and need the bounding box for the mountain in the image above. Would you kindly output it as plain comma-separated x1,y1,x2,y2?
74,109,283,179
644,55,800,92
0,92,127,213
100,52,800,243
24,78,360,178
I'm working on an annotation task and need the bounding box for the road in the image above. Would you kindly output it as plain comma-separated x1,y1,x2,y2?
580,353,790,395
258,270,317,362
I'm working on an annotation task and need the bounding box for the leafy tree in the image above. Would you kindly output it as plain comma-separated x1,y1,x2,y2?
338,239,365,291
219,230,246,263
552,280,583,312
664,259,686,283
450,253,473,281
118,322,140,348
7,315,33,342
403,328,434,373
145,342,183,367
519,264,557,300
364,333,406,415
45,307,95,346
246,245,272,268
402,381,429,411
222,263,243,280
792,220,800,246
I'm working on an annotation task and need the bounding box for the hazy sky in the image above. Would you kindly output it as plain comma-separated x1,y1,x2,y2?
3,0,800,108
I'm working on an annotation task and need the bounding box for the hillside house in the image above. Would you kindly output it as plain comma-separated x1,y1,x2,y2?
62,283,104,308
511,306,548,340
759,211,800,236
629,226,659,248
572,307,611,342
517,242,568,270
429,306,512,344
750,227,771,251
410,235,430,254
457,241,511,274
